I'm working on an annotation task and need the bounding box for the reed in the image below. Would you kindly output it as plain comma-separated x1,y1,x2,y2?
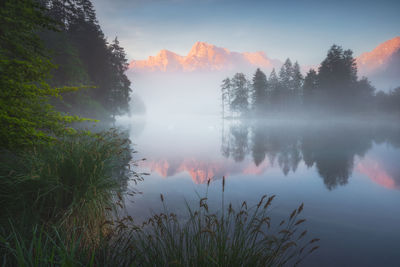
116,177,319,267
0,129,135,240
0,132,318,266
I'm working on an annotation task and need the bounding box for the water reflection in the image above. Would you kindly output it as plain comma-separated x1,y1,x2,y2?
124,116,400,267
221,120,400,190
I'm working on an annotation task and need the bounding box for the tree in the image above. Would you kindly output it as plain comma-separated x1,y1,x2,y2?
279,58,293,90
251,68,268,115
107,37,132,116
268,68,280,111
278,58,293,109
317,45,358,110
291,61,303,106
0,0,85,148
230,73,250,116
40,0,134,119
221,77,231,118
303,69,318,107
354,77,375,111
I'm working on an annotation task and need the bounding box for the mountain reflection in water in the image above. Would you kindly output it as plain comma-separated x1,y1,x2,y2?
133,118,400,191
123,116,400,267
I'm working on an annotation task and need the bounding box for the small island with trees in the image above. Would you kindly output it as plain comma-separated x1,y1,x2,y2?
221,45,400,119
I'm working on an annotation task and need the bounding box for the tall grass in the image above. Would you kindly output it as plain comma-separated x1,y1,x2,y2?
0,132,319,266
0,129,135,240
0,225,87,266
124,177,319,266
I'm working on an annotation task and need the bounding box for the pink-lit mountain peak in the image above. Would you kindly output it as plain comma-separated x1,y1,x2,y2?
129,41,280,72
130,37,400,75
187,41,229,57
357,36,400,74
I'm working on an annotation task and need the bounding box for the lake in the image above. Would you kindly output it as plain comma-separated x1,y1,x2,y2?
119,114,400,267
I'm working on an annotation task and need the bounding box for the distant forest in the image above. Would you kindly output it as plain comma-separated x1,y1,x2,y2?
221,45,400,118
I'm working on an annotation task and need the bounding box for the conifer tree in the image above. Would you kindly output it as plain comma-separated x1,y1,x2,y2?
279,58,293,91
268,68,280,111
230,73,249,116
221,78,231,117
289,61,303,109
107,37,132,116
317,45,358,110
303,69,319,107
252,68,268,115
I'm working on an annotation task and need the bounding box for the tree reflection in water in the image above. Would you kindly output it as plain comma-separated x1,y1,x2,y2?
221,120,400,190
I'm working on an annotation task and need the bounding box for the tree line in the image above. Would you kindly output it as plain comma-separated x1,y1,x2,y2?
0,0,132,148
38,0,132,119
221,45,400,117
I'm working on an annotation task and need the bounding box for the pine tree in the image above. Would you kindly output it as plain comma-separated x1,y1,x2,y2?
221,78,231,118
76,0,97,24
317,45,358,110
67,7,115,114
303,69,318,107
107,37,132,116
291,61,303,105
279,58,293,91
38,0,133,118
278,59,293,110
268,68,280,111
251,68,268,115
230,73,249,116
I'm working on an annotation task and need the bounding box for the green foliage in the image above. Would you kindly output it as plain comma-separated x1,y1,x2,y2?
0,225,86,266
0,0,89,149
59,3,132,118
40,30,91,87
31,1,133,119
0,130,133,234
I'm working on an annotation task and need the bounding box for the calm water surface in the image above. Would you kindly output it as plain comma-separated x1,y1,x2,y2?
120,115,400,267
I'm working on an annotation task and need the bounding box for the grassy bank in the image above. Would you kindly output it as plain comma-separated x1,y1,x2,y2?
0,129,135,263
0,141,319,266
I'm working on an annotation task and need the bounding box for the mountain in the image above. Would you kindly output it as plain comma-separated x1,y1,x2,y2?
129,41,281,73
356,36,400,89
357,36,400,75
129,38,400,89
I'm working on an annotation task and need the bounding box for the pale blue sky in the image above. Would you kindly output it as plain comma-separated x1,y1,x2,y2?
92,0,400,65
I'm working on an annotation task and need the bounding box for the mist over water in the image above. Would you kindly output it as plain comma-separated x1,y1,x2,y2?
128,72,224,116
119,48,400,266
116,105,400,266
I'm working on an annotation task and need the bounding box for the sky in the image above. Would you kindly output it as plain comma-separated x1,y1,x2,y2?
92,0,400,65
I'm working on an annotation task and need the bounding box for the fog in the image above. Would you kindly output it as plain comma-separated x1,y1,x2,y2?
127,72,221,116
